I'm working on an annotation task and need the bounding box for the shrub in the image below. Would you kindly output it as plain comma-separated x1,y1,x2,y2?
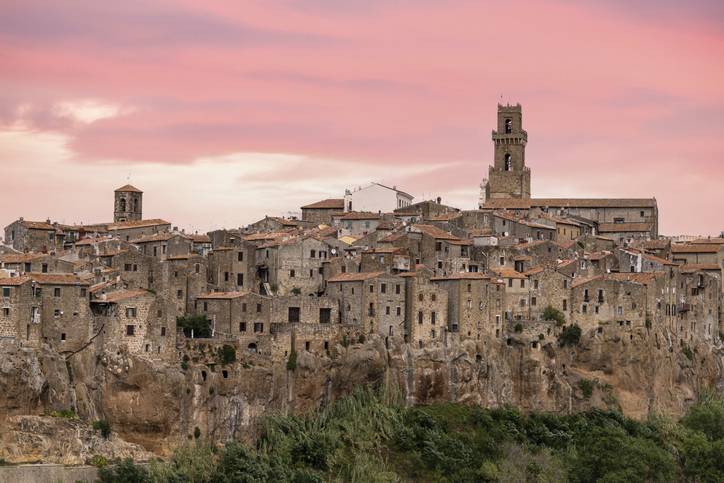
683,345,694,362
177,315,212,338
514,323,523,333
217,345,236,365
98,458,150,483
291,287,302,295
93,420,112,439
559,324,582,347
578,379,595,399
89,454,108,468
287,349,298,371
542,306,566,326
50,408,77,419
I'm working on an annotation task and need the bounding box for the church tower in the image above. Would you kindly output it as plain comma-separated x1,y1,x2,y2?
480,103,531,206
114,184,143,222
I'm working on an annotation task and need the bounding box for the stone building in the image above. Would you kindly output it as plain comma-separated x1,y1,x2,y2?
0,253,75,275
401,272,448,347
491,267,530,321
671,243,720,266
154,255,208,317
194,291,271,340
131,232,193,260
326,272,406,337
336,212,383,238
343,182,413,213
207,246,252,293
481,104,531,202
431,272,504,340
106,219,171,242
113,184,143,222
3,219,63,253
0,275,39,343
300,198,345,225
409,224,472,276
360,247,412,274
524,267,572,321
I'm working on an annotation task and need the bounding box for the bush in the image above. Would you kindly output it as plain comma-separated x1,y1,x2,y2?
291,287,302,295
177,315,212,338
559,324,582,347
93,420,112,439
50,408,77,419
217,344,236,365
514,323,523,333
89,454,108,468
683,345,694,361
578,379,595,399
98,458,149,483
287,349,298,371
542,306,566,326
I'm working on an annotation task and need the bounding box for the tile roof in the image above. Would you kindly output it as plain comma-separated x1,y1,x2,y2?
425,212,462,222
92,289,149,303
679,264,721,273
0,253,47,263
20,220,56,231
598,222,653,233
74,236,114,246
490,268,527,279
301,198,345,210
339,211,381,221
107,219,170,231
483,198,657,209
189,234,211,243
431,272,489,281
0,275,32,286
114,184,143,193
28,273,91,285
411,224,459,241
130,232,188,244
197,291,248,300
671,244,720,254
327,271,385,282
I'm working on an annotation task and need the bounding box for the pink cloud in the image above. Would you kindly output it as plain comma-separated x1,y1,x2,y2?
0,0,723,234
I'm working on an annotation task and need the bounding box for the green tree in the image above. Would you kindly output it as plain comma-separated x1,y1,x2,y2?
542,306,566,326
559,325,582,347
177,315,212,338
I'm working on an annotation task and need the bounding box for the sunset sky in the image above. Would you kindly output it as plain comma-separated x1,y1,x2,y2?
1,0,723,235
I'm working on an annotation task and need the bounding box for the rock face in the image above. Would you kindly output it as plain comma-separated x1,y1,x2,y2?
0,326,722,462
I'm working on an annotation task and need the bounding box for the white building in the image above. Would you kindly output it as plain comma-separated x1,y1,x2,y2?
343,182,413,213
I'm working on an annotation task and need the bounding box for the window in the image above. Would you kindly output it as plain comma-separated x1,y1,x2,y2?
310,250,316,258
386,306,390,315
520,279,525,288
418,311,423,324
41,263,48,273
2,308,9,317
508,279,513,288
435,241,442,251
239,322,247,332
504,118,512,133
80,288,87,298
224,272,229,282
237,273,244,287
54,287,61,297
395,284,400,294
396,307,401,316
563,299,568,311
640,211,645,218
177,290,183,299
242,303,247,312
126,325,135,336
563,280,569,289
2,287,10,298
431,312,436,325
533,280,539,290
531,296,537,306
288,307,300,323
467,283,472,293
256,303,262,313
124,263,131,272
381,283,386,294
238,252,244,262
431,293,436,302
126,307,137,318
54,309,61,318
499,256,505,265
161,327,166,336
203,302,208,312
369,284,374,293
504,154,512,171
582,304,587,314
418,293,423,302
319,308,331,324
253,322,264,333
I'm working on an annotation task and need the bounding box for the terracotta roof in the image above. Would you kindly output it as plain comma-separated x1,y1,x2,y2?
425,213,462,222
598,223,653,233
572,272,661,288
0,253,47,263
447,239,472,246
107,219,170,231
339,212,381,221
92,289,149,303
28,273,90,285
490,268,527,279
74,236,114,246
327,271,385,282
197,291,248,300
114,184,143,193
524,266,545,276
679,264,721,273
689,237,724,245
431,272,489,281
411,224,459,241
671,244,720,254
483,198,657,209
0,275,32,286
189,234,211,243
641,253,677,266
301,198,345,210
20,220,55,231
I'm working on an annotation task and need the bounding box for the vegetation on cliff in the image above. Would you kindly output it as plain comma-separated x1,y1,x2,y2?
99,388,724,482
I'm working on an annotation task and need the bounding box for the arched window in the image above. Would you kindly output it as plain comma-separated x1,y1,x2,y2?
505,118,512,134
504,154,512,171
119,198,126,212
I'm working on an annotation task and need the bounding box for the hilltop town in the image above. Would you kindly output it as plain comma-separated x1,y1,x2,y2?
1,104,722,463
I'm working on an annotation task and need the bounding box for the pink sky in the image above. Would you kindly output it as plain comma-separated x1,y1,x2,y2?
1,0,723,235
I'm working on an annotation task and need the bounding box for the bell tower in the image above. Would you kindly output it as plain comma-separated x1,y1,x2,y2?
114,184,143,222
480,103,531,205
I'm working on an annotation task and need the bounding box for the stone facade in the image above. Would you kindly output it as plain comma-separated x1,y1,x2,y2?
482,104,531,202
113,185,143,222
